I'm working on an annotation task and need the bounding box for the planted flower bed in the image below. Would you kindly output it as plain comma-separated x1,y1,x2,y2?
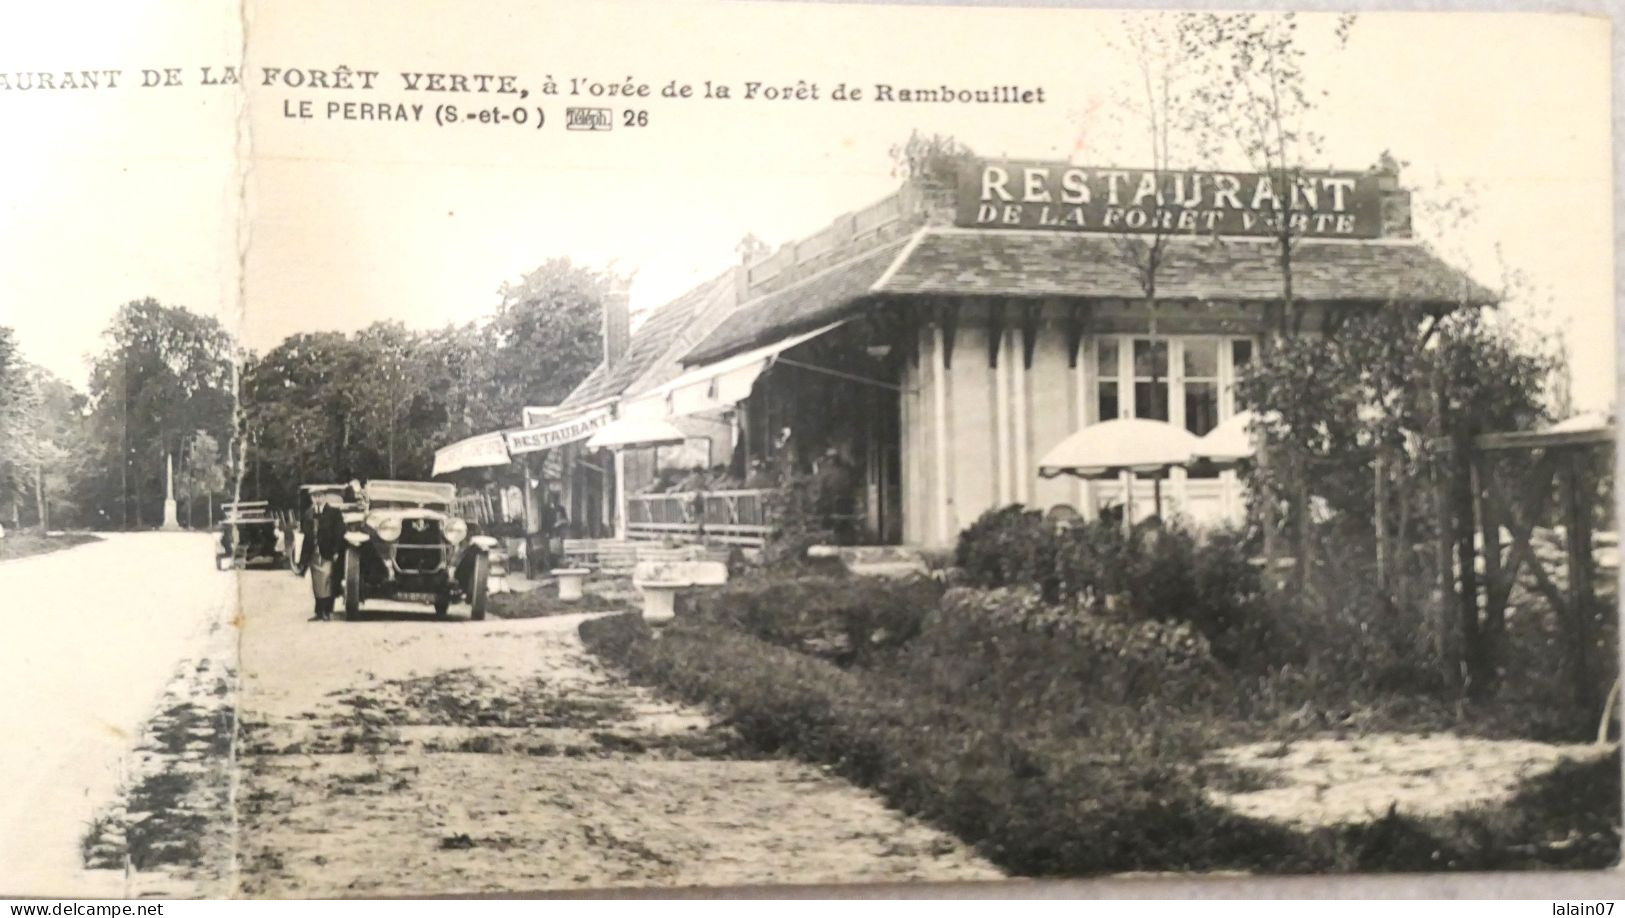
578,507,1620,875
582,608,1621,875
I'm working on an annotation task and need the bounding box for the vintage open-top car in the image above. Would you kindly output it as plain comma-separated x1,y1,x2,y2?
217,500,284,570
337,479,495,620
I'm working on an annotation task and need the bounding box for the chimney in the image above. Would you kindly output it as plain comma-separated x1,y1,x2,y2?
602,277,631,370
1371,154,1412,239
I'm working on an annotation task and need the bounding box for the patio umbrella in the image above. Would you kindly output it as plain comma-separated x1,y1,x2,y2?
1545,410,1613,435
1190,409,1280,469
1038,418,1202,532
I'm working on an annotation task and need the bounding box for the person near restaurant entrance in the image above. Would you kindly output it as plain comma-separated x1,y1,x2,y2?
300,493,347,621
745,458,777,489
676,465,710,493
813,446,857,542
539,487,569,571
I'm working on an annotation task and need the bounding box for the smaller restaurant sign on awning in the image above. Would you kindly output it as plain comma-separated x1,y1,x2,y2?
502,406,614,455
431,430,513,477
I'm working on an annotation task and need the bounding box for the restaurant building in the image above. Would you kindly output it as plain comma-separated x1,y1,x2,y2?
436,158,1494,552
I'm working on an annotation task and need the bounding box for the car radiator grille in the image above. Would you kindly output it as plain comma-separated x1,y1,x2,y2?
394,520,444,573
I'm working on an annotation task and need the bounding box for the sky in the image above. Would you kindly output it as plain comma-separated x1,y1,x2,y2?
0,0,1614,410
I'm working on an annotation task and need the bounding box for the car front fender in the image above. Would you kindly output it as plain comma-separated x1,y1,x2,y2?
342,532,369,547
469,535,498,551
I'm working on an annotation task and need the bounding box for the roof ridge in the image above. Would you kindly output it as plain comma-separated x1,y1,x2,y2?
916,225,1424,247
733,236,912,314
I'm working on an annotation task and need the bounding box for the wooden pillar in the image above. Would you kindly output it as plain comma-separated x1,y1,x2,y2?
1374,449,1388,594
994,325,1011,506
1427,386,1459,691
613,449,628,540
1559,448,1597,711
1482,451,1501,672
1259,441,1280,589
1451,427,1486,696
1012,330,1030,506
1472,450,1503,691
931,323,951,545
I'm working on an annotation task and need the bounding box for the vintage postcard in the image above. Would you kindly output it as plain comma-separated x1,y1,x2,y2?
0,0,1616,900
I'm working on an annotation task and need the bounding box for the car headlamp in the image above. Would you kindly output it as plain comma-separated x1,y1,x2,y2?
373,515,402,542
443,517,469,544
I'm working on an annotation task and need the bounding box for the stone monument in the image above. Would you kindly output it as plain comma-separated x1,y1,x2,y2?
161,452,180,530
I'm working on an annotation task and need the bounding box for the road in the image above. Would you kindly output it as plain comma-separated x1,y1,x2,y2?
0,536,997,897
235,569,998,896
0,533,235,897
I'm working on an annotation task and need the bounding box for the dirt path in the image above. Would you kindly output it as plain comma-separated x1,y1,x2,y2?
235,570,999,896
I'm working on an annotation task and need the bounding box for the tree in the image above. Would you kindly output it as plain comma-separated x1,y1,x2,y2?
1179,11,1357,337
1106,13,1209,323
178,429,228,527
487,258,615,425
0,329,94,529
240,332,362,502
0,328,30,524
1238,303,1558,693
83,299,235,528
348,322,424,479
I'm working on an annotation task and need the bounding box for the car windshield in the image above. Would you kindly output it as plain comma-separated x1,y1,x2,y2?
364,480,455,511
223,502,274,523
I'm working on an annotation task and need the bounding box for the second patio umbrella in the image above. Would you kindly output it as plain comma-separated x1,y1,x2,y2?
1038,418,1202,533
1189,409,1281,470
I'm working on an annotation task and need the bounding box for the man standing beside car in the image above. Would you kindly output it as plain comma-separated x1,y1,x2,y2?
303,493,347,621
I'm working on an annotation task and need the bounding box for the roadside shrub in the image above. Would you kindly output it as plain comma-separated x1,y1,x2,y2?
954,505,1057,596
488,589,625,619
914,587,1218,719
957,510,1269,658
1236,547,1447,695
688,571,941,665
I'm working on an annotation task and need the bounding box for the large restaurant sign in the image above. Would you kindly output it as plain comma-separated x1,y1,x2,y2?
956,160,1382,238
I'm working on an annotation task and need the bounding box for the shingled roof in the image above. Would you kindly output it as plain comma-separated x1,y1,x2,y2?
683,239,911,366
683,227,1498,364
560,269,737,409
880,229,1499,305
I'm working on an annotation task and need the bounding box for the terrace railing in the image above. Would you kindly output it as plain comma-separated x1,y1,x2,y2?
625,488,775,547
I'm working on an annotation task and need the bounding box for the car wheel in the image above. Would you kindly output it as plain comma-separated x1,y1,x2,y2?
433,589,450,617
343,547,362,620
468,553,489,621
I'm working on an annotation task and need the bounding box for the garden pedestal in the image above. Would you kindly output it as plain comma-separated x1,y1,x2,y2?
551,567,591,601
638,582,681,623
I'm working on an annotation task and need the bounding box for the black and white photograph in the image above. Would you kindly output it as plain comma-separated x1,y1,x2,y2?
0,0,1616,900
